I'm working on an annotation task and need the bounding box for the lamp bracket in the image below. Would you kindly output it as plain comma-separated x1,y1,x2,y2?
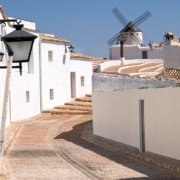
0,62,23,75
0,19,18,27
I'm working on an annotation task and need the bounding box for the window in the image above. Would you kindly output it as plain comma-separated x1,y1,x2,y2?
49,89,54,100
80,76,85,87
26,91,30,103
48,51,53,62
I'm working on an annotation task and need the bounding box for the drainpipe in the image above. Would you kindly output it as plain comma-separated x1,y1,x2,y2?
38,38,43,112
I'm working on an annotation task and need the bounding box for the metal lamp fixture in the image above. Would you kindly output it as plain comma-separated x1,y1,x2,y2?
68,45,75,53
1,24,37,63
0,52,4,62
0,23,37,75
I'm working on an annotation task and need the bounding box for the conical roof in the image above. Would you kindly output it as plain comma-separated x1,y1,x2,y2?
120,22,142,33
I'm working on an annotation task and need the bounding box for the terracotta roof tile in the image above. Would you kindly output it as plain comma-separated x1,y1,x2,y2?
40,34,70,44
70,53,92,60
156,68,180,83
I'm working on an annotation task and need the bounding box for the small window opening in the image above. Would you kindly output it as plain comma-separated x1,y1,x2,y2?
26,91,30,103
80,76,85,87
49,89,54,100
48,51,53,62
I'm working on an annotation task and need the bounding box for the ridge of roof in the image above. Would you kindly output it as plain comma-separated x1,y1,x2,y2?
40,34,70,44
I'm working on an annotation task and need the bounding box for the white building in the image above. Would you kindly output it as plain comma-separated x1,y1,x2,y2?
0,6,93,126
109,23,164,61
110,44,164,60
39,34,92,110
163,32,180,68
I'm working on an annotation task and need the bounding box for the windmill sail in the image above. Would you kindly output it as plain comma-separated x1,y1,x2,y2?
107,32,120,46
112,7,128,27
132,10,152,26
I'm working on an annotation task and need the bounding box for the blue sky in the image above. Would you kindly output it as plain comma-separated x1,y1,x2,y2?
1,0,180,57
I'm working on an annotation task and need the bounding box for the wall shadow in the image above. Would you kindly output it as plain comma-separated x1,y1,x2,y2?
54,121,178,179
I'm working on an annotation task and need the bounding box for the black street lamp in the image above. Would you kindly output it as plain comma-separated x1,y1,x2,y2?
0,23,37,75
2,24,37,63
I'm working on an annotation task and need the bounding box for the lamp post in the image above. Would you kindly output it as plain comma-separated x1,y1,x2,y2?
0,22,37,156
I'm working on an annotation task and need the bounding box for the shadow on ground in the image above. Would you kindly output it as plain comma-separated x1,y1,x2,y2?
55,121,179,180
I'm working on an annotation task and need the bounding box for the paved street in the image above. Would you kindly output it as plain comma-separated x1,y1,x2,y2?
2,114,179,179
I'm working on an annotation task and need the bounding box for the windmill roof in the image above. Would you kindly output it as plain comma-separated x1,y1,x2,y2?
121,22,142,32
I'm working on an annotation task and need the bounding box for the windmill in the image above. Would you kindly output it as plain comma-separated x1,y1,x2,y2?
107,7,152,59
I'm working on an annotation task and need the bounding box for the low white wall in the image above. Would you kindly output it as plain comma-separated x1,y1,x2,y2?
98,60,121,72
93,87,180,160
98,59,163,73
93,91,140,148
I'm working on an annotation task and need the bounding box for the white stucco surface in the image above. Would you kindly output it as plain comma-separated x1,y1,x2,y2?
164,45,180,68
40,42,93,111
40,41,70,110
93,87,180,160
67,56,92,98
110,45,163,60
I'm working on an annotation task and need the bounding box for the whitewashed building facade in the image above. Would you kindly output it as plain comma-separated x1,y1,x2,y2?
0,6,92,126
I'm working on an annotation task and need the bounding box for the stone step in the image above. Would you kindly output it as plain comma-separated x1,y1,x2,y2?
85,94,92,98
65,101,92,107
55,105,92,111
75,97,92,102
43,109,91,115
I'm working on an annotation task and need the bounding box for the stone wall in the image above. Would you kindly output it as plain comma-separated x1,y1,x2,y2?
93,73,175,92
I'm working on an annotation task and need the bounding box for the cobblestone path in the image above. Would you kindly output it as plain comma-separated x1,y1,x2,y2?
3,114,180,179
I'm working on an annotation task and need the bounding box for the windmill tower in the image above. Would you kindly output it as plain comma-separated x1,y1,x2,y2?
107,8,152,60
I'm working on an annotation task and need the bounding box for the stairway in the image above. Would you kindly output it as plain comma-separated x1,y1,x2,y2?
43,94,92,115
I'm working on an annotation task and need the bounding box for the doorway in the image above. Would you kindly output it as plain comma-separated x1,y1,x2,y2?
70,72,76,98
142,51,148,59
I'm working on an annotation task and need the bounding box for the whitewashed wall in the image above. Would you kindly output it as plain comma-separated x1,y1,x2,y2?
93,91,140,148
164,45,180,68
93,87,180,160
9,36,41,122
40,41,71,110
67,53,92,98
110,45,163,60
123,32,143,46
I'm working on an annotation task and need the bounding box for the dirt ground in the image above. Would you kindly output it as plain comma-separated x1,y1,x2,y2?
1,114,180,179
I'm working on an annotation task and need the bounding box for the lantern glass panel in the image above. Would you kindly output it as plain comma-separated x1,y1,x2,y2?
6,41,33,62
